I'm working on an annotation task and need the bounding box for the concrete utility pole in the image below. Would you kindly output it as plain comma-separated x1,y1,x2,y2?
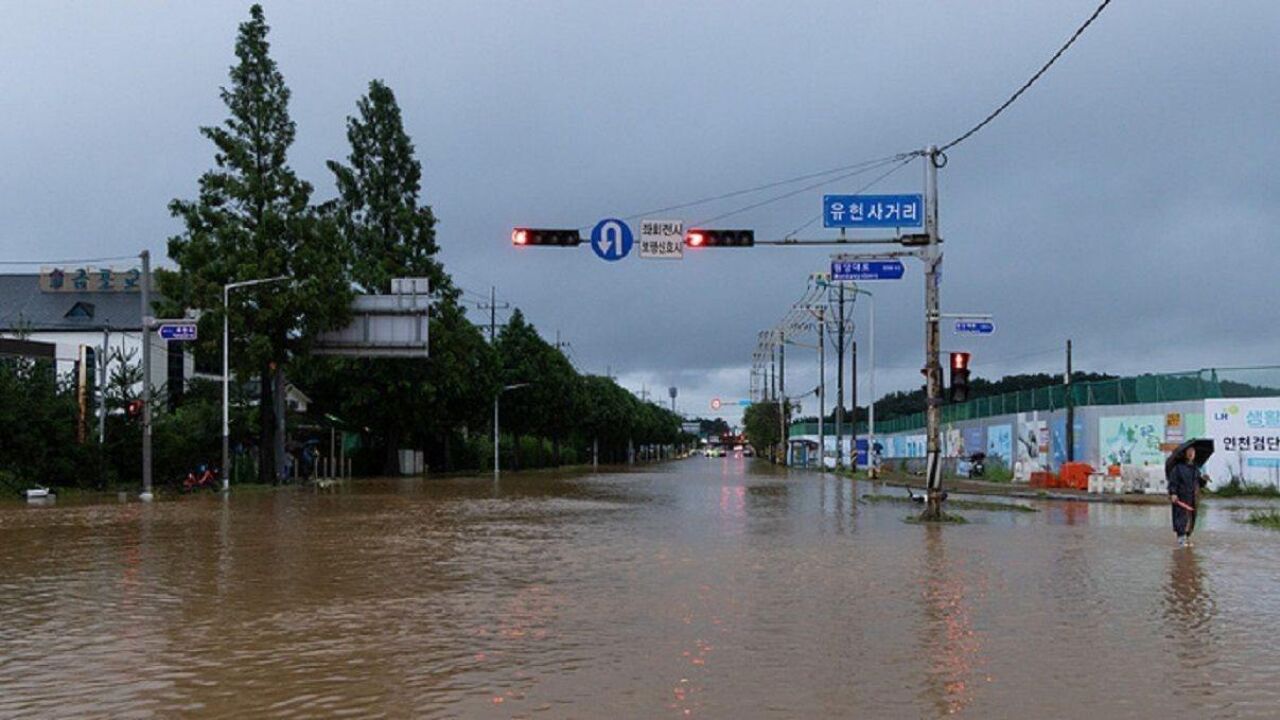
835,283,845,470
922,145,945,520
1066,339,1075,462
480,286,511,477
815,304,826,470
99,326,109,444
139,250,153,501
778,331,787,466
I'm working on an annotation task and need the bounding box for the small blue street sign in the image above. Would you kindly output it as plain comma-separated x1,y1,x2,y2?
823,194,923,229
954,321,995,335
157,323,198,341
590,218,634,262
737,399,751,407
830,260,904,281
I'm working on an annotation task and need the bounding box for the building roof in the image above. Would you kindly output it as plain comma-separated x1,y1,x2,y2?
0,273,153,332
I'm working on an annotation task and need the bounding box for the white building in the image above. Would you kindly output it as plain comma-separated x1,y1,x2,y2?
0,271,192,395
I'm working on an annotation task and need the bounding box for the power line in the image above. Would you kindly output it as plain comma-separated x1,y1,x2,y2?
579,153,908,231
0,254,141,266
691,155,911,228
940,0,1115,153
781,155,917,239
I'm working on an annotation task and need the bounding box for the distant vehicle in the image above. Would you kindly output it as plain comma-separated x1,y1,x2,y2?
742,447,754,457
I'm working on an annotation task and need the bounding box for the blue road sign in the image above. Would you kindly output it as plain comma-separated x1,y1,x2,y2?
157,323,198,341
590,218,634,262
737,399,752,407
954,321,995,335
823,194,923,229
830,260,904,281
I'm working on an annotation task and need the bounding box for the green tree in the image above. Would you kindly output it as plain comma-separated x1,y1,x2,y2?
165,5,352,483
743,402,782,458
305,79,496,474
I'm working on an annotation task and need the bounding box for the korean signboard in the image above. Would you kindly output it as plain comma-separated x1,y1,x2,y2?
1204,399,1280,489
639,219,684,260
822,194,923,229
40,267,142,293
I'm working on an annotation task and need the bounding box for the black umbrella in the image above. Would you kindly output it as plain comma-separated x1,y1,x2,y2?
1165,438,1214,478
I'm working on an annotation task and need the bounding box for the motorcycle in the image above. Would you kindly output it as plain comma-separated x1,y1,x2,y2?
183,464,220,492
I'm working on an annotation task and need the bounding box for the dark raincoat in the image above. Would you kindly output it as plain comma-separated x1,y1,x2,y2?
1167,461,1200,536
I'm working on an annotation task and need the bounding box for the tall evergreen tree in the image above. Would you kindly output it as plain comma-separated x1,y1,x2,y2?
319,79,495,473
166,5,351,483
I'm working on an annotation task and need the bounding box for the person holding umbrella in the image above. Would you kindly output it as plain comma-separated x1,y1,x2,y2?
1166,439,1213,547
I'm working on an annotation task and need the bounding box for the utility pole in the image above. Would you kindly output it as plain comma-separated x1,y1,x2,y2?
922,145,944,520
814,304,826,470
835,283,846,470
139,250,154,501
778,331,787,466
480,286,511,477
1066,339,1075,462
850,338,858,471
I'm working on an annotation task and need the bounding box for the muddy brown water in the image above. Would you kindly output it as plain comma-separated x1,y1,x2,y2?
2,459,1279,718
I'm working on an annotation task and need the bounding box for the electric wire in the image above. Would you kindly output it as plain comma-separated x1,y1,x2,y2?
690,155,907,228
577,153,909,231
781,155,917,239
939,0,1114,152
0,254,141,266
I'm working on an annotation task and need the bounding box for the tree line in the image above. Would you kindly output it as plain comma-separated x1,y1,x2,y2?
1,5,687,491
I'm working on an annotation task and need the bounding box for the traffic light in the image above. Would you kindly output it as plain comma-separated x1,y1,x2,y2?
511,228,581,247
126,399,145,421
684,228,754,248
949,352,971,403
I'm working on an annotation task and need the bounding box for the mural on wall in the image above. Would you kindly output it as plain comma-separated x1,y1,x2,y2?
1099,415,1165,467
1050,417,1085,469
964,426,985,459
1204,400,1280,489
1016,415,1049,473
906,434,926,458
945,424,964,457
986,424,1012,465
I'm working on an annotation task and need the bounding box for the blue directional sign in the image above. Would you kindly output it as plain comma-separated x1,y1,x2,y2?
590,218,634,262
954,321,995,335
823,194,923,229
157,323,198,341
830,260,905,281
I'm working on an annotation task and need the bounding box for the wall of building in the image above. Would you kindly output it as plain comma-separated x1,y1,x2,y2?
15,329,190,395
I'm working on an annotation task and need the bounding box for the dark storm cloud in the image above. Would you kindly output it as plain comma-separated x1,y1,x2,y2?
3,1,1277,421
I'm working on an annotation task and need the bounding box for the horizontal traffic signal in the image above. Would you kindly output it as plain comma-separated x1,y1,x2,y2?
511,228,582,247
684,229,754,248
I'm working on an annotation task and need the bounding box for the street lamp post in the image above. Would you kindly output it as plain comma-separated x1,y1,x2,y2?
849,285,877,477
222,275,290,492
494,383,531,481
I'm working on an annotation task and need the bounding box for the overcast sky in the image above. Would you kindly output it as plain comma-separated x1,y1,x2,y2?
3,1,1278,424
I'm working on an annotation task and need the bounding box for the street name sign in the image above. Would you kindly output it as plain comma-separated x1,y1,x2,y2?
157,323,197,341
830,259,904,281
591,218,634,262
823,194,923,229
954,321,995,335
639,219,684,259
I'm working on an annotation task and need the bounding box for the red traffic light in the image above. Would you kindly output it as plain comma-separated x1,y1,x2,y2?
950,352,971,371
684,228,754,248
510,228,581,247
127,399,145,420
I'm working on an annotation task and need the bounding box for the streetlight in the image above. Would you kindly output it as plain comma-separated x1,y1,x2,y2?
222,275,290,491
494,382,531,481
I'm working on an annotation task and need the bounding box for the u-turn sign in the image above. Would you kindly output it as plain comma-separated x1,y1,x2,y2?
591,218,633,262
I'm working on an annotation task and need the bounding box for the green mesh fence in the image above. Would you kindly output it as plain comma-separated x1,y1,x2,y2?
789,366,1280,437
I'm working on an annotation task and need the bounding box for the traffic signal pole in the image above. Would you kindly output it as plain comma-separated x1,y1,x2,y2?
140,250,154,501
922,146,945,521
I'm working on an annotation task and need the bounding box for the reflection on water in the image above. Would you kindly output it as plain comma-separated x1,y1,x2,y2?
2,461,1279,718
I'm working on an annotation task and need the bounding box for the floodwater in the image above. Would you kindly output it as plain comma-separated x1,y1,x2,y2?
2,459,1280,719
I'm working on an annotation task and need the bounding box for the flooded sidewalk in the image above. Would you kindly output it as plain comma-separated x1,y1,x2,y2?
2,458,1278,718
